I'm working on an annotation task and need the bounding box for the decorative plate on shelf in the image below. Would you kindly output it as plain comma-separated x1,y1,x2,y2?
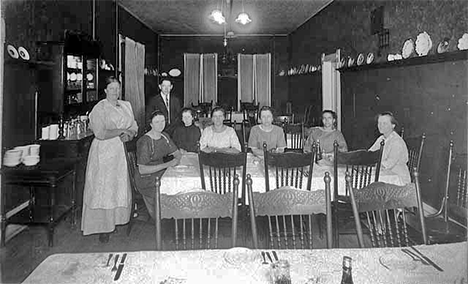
415,32,433,56
366,53,374,64
169,68,181,77
70,73,77,81
402,39,414,59
357,53,365,66
87,73,94,81
7,45,19,59
457,33,468,50
347,56,355,67
18,46,30,60
339,57,346,68
437,38,450,53
76,73,83,81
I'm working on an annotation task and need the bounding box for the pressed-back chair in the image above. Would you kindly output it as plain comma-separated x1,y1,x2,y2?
123,140,146,236
191,100,213,118
332,140,384,246
348,169,428,247
405,133,426,181
155,176,239,250
198,151,247,204
240,100,259,126
247,172,333,249
283,123,305,153
263,143,316,192
427,141,467,242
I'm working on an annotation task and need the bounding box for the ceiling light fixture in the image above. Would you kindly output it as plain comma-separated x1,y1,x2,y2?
209,9,226,25
235,0,251,25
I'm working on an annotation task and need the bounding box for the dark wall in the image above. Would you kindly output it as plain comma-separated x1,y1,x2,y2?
288,0,468,120
341,60,468,207
159,36,289,112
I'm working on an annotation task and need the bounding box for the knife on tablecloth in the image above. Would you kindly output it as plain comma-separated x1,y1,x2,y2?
114,253,127,281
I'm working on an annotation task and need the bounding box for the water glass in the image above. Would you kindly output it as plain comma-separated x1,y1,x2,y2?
271,260,291,284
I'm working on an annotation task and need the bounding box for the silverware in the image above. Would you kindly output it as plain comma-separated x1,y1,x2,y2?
410,246,443,272
402,249,427,264
106,254,113,267
265,252,274,263
272,251,279,262
261,251,268,264
111,254,120,272
114,253,127,281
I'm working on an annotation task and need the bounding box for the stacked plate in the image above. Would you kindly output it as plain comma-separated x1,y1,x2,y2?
3,150,22,167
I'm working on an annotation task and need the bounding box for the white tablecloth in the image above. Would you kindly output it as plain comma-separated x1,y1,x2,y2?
160,153,404,199
23,242,467,284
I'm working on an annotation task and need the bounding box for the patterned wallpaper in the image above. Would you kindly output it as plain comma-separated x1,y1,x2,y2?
289,0,468,67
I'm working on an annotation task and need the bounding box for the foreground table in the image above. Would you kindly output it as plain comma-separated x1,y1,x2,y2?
23,241,467,284
161,153,404,199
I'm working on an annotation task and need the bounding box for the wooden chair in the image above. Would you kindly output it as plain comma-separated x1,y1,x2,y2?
240,100,259,126
275,114,294,125
198,151,247,204
263,142,316,192
191,100,213,118
427,141,467,243
247,172,333,249
332,140,384,246
283,123,305,153
348,169,428,247
155,176,239,250
123,140,146,236
405,133,426,181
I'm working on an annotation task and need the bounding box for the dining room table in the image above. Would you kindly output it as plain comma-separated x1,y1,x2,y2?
159,152,405,201
22,241,467,284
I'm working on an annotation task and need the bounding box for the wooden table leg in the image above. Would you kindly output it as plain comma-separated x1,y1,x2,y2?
71,170,77,227
48,185,56,247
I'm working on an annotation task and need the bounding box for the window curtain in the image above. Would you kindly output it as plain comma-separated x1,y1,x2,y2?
184,53,217,106
238,53,271,110
124,37,145,135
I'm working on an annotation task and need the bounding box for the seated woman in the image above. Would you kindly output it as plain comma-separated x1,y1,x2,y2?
199,106,241,153
369,111,411,184
248,106,286,157
172,107,201,153
304,110,348,157
135,110,182,219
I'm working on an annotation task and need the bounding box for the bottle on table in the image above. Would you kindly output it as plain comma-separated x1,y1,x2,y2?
272,260,291,284
340,256,354,284
316,139,322,162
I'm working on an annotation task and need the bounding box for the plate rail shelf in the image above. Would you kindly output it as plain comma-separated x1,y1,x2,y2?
338,50,468,72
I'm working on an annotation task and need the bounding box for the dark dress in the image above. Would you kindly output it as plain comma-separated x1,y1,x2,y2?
135,132,178,218
172,124,201,152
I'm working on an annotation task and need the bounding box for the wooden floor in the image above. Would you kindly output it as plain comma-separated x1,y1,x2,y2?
1,203,465,284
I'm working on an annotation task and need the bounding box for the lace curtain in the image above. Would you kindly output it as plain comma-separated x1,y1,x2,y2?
238,53,271,110
184,53,218,106
124,37,145,135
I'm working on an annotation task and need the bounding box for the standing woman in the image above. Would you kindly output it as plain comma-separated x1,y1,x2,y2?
199,106,241,153
304,110,348,155
81,76,138,243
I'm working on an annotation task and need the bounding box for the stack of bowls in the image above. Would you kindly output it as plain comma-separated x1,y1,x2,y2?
22,155,40,166
3,150,22,167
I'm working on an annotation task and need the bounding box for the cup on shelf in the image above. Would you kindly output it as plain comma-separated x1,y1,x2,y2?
22,155,40,166
14,145,30,160
41,126,50,140
3,150,22,167
49,124,59,140
29,144,41,156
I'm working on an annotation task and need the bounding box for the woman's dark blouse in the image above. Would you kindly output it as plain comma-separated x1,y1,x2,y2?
172,124,201,152
135,133,178,192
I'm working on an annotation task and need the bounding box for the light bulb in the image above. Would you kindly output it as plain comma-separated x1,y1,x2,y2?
209,9,226,24
235,12,251,25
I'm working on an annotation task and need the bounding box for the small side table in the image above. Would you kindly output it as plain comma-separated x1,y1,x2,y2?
1,158,78,247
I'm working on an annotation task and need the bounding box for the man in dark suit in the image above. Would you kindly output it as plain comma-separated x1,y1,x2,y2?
145,78,181,135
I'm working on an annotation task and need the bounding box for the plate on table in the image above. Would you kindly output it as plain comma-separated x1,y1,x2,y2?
7,45,19,59
224,247,261,267
379,250,417,272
